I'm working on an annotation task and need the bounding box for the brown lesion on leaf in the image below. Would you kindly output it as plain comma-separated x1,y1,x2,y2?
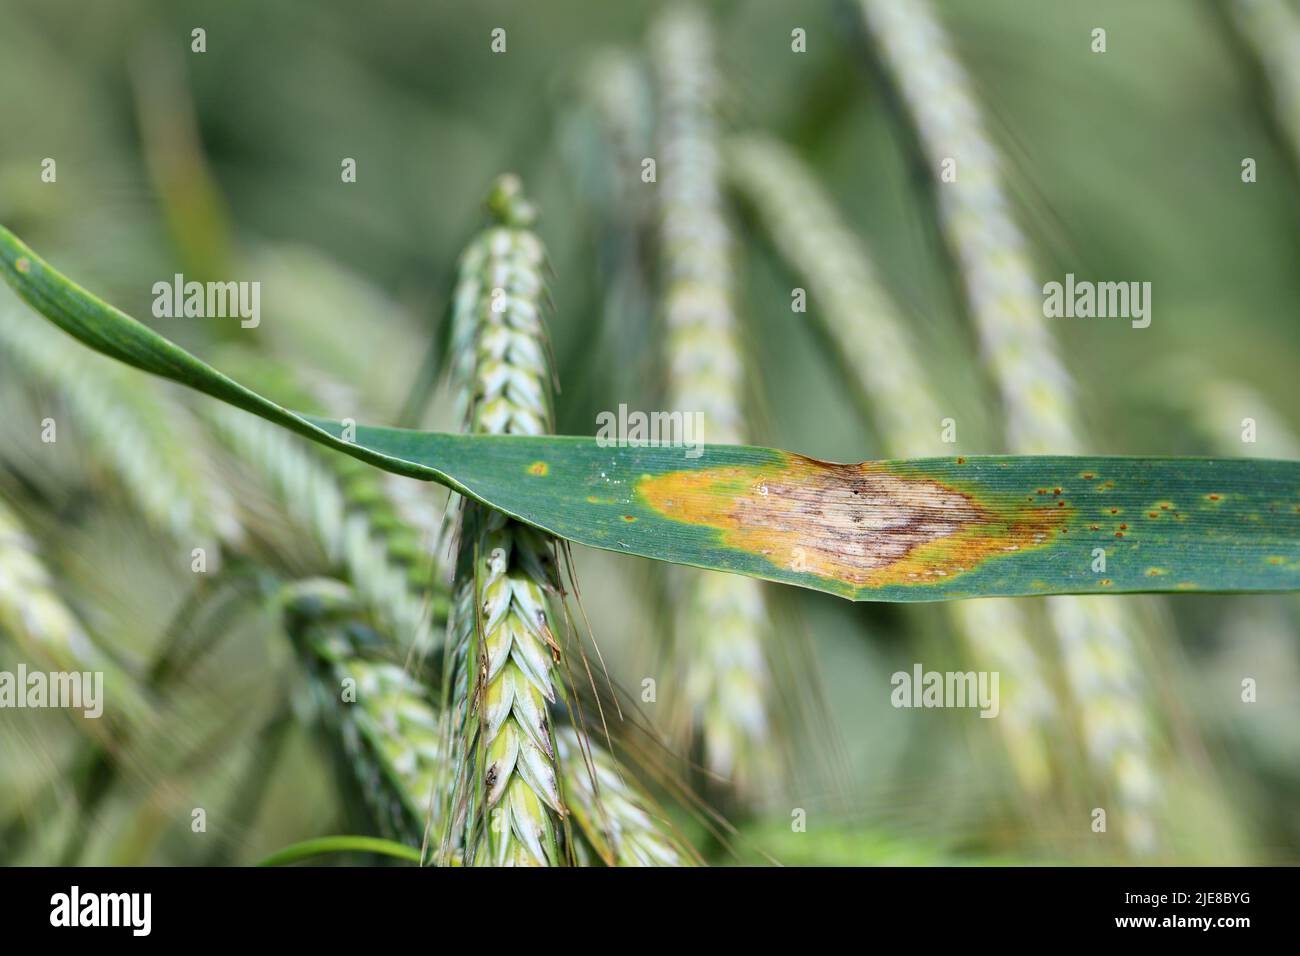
636,454,1066,588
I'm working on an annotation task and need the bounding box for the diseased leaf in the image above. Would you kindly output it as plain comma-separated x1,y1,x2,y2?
3,224,1298,602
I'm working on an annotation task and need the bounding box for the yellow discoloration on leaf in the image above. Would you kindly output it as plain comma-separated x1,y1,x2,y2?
14,257,30,274
637,454,1066,588
527,461,549,476
1146,568,1167,577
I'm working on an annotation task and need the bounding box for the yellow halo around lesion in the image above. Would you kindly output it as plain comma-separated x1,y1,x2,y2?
637,454,1066,588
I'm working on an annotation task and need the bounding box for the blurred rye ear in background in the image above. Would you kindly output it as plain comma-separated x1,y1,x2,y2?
0,498,148,739
650,6,783,798
727,134,1059,797
854,0,1250,855
284,579,446,854
0,308,239,566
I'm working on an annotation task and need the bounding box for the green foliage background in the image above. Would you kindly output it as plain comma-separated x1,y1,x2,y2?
1,0,1297,865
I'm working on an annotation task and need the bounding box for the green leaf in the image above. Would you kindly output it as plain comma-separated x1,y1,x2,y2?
254,835,422,866
3,224,1298,602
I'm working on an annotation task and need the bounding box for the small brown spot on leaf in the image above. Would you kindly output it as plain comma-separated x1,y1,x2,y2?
527,461,549,476
15,257,30,274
